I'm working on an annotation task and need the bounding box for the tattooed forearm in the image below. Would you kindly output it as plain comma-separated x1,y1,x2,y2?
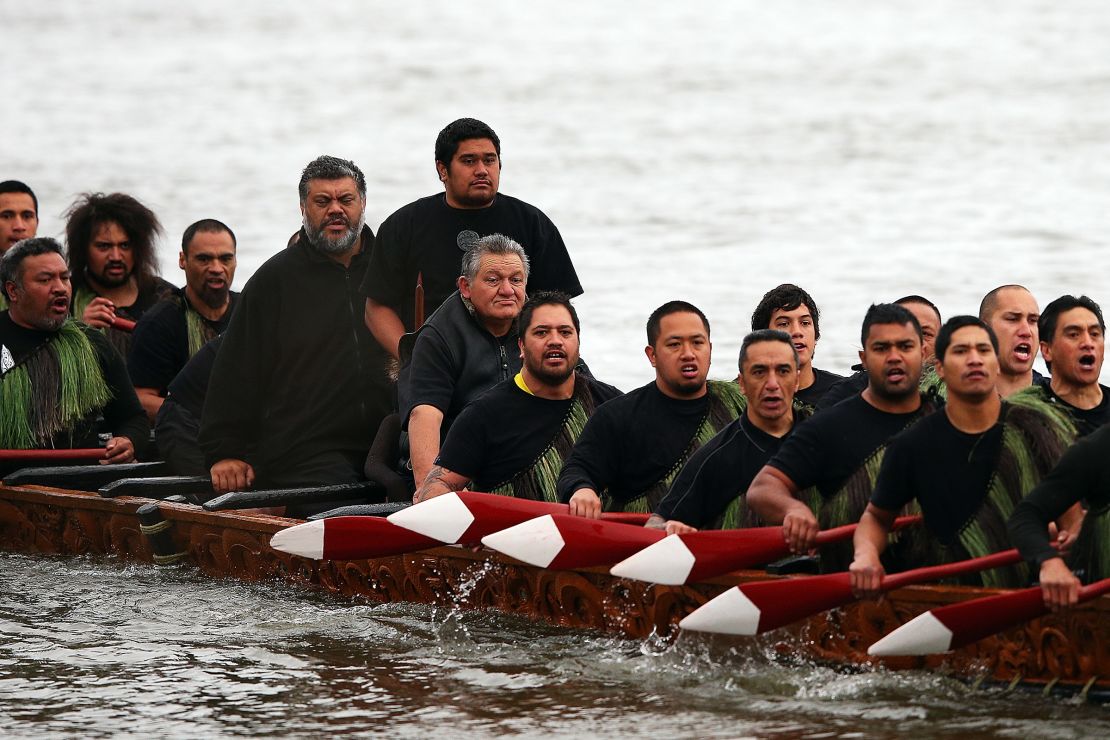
413,465,470,503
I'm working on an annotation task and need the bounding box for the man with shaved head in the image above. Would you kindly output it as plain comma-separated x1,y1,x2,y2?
979,285,1042,397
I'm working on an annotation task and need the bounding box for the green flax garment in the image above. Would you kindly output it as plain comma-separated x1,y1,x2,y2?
0,317,110,448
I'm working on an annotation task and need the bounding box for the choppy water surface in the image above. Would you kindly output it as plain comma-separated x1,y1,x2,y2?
1,552,1108,739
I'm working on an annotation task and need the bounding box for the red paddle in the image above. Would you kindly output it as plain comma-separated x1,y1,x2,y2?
680,548,1023,636
0,448,106,462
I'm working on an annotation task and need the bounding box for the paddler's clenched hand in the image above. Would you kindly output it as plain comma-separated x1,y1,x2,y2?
781,502,818,554
849,549,885,599
211,458,255,493
101,436,135,464
568,488,602,519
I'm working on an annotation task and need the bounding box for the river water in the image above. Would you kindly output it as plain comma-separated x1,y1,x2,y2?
3,0,1110,736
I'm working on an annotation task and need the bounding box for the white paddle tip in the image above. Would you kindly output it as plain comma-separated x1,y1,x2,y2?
269,519,325,559
868,611,954,656
387,491,475,543
481,514,565,567
609,534,695,585
679,586,762,635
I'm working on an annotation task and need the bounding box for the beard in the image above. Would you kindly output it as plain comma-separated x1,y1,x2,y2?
524,352,577,387
196,282,230,309
304,212,364,254
90,261,131,288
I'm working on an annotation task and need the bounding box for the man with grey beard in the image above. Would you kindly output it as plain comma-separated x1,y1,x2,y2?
200,156,392,515
0,237,147,461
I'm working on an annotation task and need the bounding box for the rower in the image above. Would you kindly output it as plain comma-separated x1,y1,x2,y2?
850,316,1078,595
746,303,937,572
128,219,239,422
1008,422,1110,610
200,155,392,514
750,283,843,411
1,237,148,461
362,118,582,360
154,335,222,476
64,192,175,358
1023,295,1109,437
557,300,745,517
979,284,1042,397
412,292,620,503
399,234,531,489
817,295,943,410
649,329,806,534
0,180,39,311
0,180,38,255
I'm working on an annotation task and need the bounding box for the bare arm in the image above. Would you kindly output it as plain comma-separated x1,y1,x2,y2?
135,387,164,423
414,464,472,504
849,503,896,597
746,465,817,553
365,298,406,360
408,404,445,487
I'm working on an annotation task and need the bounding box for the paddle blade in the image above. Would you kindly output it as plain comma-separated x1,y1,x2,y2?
270,516,440,560
680,573,854,635
611,527,794,585
482,514,665,569
386,491,650,545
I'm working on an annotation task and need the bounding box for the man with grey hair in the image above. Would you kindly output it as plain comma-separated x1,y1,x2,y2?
200,156,392,514
1,237,147,462
398,233,530,486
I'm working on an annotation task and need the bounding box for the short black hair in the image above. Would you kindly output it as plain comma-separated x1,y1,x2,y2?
646,300,710,346
860,303,922,347
298,155,367,202
181,219,237,256
435,118,501,166
1039,295,1105,344
737,329,798,371
1,237,64,300
895,294,941,325
0,180,37,214
519,291,579,335
935,315,999,362
751,284,821,340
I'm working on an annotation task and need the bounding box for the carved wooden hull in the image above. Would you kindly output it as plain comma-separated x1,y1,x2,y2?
2,482,1107,697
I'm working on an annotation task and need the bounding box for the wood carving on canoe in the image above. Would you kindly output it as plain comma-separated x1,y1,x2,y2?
1,480,1108,698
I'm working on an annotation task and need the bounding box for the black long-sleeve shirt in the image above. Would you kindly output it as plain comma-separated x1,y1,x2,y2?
199,228,392,485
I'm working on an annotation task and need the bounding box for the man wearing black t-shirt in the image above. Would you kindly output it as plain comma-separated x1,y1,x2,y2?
362,118,582,359
750,284,843,411
649,329,806,534
1022,295,1109,437
413,292,619,503
557,301,745,516
851,316,1077,593
129,219,239,422
747,304,935,568
818,295,943,410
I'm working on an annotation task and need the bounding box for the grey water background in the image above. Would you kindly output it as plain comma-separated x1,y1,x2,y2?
3,0,1110,736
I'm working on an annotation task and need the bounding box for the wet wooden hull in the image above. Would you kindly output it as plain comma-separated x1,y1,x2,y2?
1,481,1107,697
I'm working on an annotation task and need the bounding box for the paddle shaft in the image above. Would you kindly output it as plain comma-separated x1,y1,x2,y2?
937,576,1110,650
0,448,105,461
111,316,136,332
